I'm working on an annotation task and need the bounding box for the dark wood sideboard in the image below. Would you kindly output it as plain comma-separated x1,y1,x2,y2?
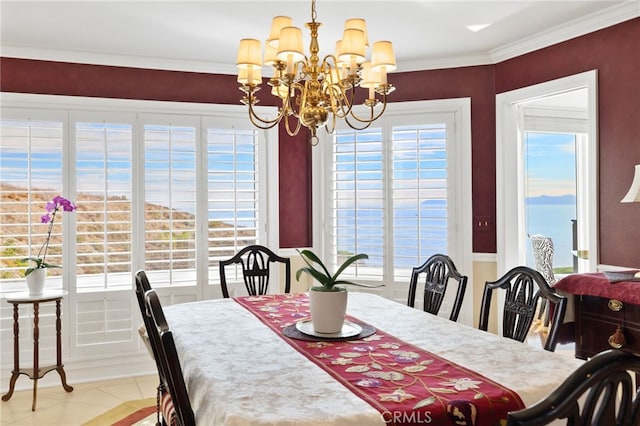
575,295,640,359
554,272,640,360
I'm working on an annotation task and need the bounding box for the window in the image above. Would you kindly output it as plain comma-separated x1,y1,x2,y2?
496,71,598,276
0,94,278,360
317,99,472,306
523,131,578,274
206,127,261,282
142,120,197,287
74,115,134,291
0,111,65,282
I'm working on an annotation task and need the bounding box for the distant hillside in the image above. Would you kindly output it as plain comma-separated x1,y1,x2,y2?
526,194,576,205
0,182,251,279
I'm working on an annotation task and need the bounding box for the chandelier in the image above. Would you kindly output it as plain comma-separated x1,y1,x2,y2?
236,0,396,145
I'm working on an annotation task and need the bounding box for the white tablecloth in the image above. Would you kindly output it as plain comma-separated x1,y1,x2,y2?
163,292,584,425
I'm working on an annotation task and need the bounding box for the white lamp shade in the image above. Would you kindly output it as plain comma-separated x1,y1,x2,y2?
371,40,397,72
236,39,262,70
268,16,292,46
264,41,279,66
621,164,640,203
344,18,368,47
360,62,382,88
237,67,262,85
339,28,366,64
276,26,305,63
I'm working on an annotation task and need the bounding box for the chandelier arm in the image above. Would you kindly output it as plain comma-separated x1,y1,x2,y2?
284,113,302,136
343,115,374,131
327,83,355,119
346,92,390,124
247,112,281,130
325,112,337,134
247,100,286,127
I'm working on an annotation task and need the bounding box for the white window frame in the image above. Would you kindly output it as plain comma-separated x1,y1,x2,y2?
496,70,598,276
312,98,473,325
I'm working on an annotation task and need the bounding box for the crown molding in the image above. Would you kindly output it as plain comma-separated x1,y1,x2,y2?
1,2,637,74
490,1,639,64
397,53,493,73
0,46,238,75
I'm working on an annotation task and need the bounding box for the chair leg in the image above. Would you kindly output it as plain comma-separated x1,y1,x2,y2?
532,299,549,333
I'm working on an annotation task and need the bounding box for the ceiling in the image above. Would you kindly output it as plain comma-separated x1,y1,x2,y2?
1,1,637,75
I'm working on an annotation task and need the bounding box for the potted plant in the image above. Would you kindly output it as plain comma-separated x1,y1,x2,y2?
22,195,77,296
296,249,381,333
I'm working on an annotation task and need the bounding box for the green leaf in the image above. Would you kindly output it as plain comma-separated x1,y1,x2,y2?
331,253,368,281
296,266,330,287
297,249,332,278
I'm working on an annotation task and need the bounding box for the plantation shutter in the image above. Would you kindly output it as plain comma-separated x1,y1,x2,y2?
69,112,138,356
330,128,385,281
0,111,65,282
142,117,198,288
74,115,134,291
206,126,261,285
327,108,458,291
392,123,449,281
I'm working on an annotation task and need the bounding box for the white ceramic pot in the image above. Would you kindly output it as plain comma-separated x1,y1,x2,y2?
26,268,46,296
308,288,348,334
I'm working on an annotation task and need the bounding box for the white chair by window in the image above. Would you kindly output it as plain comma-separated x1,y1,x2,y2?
530,234,556,333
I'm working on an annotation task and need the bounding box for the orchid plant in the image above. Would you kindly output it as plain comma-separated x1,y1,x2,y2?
296,249,383,292
23,195,77,277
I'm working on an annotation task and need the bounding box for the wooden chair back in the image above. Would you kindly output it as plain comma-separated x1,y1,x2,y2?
407,254,468,322
507,349,640,425
219,245,291,298
144,289,195,426
479,266,567,351
135,270,164,382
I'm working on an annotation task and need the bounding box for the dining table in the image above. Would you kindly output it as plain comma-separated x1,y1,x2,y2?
162,292,585,425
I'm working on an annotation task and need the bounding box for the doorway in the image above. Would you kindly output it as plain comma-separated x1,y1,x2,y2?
496,71,598,275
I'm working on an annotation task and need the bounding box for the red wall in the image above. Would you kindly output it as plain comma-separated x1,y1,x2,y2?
1,17,638,266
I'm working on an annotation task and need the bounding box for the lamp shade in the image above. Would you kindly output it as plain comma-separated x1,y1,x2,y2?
344,18,368,47
237,67,262,86
371,40,397,72
621,164,640,203
339,28,366,63
268,16,293,46
236,38,262,69
264,41,279,66
360,62,382,88
276,26,305,63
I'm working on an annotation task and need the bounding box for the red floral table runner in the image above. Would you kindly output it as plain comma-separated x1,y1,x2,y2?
234,293,524,426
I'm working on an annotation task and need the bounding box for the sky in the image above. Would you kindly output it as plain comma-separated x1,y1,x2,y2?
524,132,577,198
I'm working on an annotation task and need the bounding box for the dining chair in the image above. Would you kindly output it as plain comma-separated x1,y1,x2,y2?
407,254,468,322
219,244,291,298
479,266,567,352
144,289,196,426
134,271,166,397
530,234,557,330
507,349,640,425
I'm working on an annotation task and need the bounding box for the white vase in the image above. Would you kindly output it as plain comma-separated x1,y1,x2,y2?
308,288,348,334
26,268,46,296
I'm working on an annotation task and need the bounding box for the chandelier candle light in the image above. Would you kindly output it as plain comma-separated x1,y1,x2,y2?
236,0,396,145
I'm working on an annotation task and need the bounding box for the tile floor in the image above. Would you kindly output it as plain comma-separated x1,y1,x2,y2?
0,374,157,426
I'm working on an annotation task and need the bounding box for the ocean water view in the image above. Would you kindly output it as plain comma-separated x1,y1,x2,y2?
333,196,576,272
526,200,576,270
